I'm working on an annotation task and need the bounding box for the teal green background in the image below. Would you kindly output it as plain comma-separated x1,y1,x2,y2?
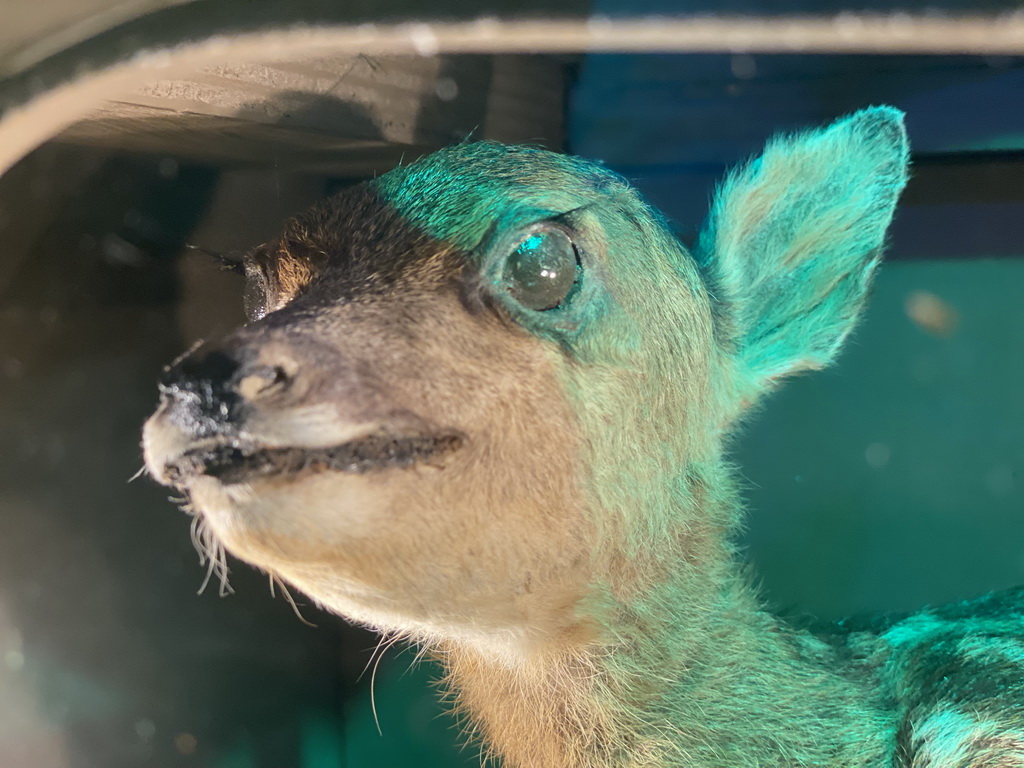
740,259,1024,619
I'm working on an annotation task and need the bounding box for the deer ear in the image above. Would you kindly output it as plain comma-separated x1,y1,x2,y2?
696,106,909,394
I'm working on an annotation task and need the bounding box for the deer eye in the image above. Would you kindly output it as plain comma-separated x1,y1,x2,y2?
501,228,581,312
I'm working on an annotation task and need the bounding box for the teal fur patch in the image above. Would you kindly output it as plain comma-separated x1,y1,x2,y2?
374,142,626,254
695,106,909,389
374,142,682,352
375,109,908,389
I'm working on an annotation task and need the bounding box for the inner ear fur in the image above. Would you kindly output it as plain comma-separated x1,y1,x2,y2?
696,106,910,401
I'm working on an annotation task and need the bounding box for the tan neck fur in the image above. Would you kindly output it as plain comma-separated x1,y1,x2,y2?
443,559,895,768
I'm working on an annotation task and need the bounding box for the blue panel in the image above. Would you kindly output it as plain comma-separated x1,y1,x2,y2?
571,54,1024,165
569,53,1024,262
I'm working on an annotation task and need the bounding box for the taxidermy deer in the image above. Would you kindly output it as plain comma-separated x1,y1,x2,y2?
143,106,1024,767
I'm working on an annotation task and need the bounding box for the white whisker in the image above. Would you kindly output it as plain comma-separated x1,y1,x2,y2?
188,514,233,596
369,633,403,737
269,574,317,627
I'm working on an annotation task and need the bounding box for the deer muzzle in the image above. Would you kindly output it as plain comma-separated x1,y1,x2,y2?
143,338,463,488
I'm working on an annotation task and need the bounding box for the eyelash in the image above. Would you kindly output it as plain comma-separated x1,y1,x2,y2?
185,244,247,275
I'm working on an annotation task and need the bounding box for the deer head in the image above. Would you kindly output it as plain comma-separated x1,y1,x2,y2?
143,107,908,670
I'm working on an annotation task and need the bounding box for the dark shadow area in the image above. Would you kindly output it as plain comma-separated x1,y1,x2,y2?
0,144,362,767
413,55,495,146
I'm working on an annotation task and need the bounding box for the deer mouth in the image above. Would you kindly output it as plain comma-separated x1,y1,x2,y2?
164,432,464,486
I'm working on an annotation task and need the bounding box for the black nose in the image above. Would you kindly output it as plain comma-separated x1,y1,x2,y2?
161,348,240,393
158,347,246,438
159,342,296,438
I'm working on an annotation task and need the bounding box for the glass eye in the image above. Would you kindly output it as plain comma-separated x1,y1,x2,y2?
502,228,580,312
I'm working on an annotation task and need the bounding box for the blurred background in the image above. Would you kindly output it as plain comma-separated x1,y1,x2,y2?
1,4,1024,766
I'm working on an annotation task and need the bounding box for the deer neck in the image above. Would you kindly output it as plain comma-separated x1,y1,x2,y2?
442,471,895,767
